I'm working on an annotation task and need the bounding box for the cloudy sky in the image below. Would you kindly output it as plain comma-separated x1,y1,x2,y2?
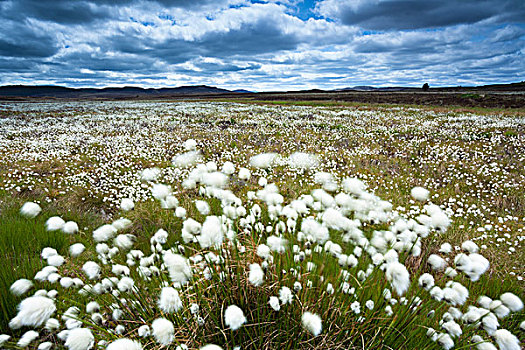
0,0,523,91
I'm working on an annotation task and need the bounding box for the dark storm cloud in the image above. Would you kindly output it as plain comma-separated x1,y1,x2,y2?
1,0,114,24
0,20,59,58
318,0,525,30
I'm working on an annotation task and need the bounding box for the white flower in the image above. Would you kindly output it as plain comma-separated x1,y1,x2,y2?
141,167,161,181
69,243,85,257
172,151,202,168
38,341,53,350
175,206,187,218
46,216,65,231
151,184,172,200
63,221,79,234
47,254,65,267
20,202,42,218
439,243,452,254
117,277,135,292
10,279,33,296
114,234,135,251
418,273,434,290
152,318,175,346
138,325,150,337
107,339,143,350
195,200,210,215
222,161,235,175
17,330,39,347
267,235,287,253
10,296,56,329
65,328,94,350
120,198,135,211
256,244,271,259
198,216,224,249
410,187,429,201
269,296,280,311
93,224,117,242
428,254,447,271
224,305,246,331
494,329,520,350
436,333,454,350
301,312,322,336
158,287,182,313
82,261,101,280
385,262,410,296
163,252,192,285
248,263,264,286
279,286,293,305
499,292,523,312
200,345,223,350
249,153,277,169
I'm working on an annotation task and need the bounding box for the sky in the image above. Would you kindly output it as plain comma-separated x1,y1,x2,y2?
0,0,523,91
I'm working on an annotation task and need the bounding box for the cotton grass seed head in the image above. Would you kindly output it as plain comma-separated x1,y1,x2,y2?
20,202,42,218
301,312,322,336
224,305,246,331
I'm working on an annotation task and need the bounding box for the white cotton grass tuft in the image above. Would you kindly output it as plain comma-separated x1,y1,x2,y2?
62,221,79,234
152,318,175,346
107,339,143,350
17,330,39,347
198,216,224,249
10,296,56,329
301,312,322,336
428,254,447,271
279,286,293,305
64,328,94,350
224,305,246,331
248,263,264,286
10,279,33,296
47,254,65,267
221,161,235,175
288,152,319,169
238,167,251,180
249,153,278,169
172,151,202,168
158,287,183,314
269,296,280,311
138,325,150,337
163,252,192,285
38,341,53,350
499,292,523,312
120,198,135,211
200,345,223,350
82,261,101,280
410,186,429,201
195,200,211,215
385,262,410,296
183,139,198,151
46,216,65,231
69,243,85,257
151,184,172,200
93,224,117,242
493,329,520,350
20,202,42,218
141,167,161,182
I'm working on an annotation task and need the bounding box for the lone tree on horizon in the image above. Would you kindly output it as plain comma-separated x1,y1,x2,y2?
422,83,429,91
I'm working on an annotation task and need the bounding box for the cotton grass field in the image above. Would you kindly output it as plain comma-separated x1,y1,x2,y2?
0,100,524,349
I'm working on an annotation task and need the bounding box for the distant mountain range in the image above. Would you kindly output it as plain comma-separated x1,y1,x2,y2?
0,82,523,100
0,85,251,99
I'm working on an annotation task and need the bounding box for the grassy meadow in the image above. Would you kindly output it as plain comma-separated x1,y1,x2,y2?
0,100,523,349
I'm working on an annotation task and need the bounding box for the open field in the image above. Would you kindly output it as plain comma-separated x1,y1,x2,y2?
0,100,523,349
